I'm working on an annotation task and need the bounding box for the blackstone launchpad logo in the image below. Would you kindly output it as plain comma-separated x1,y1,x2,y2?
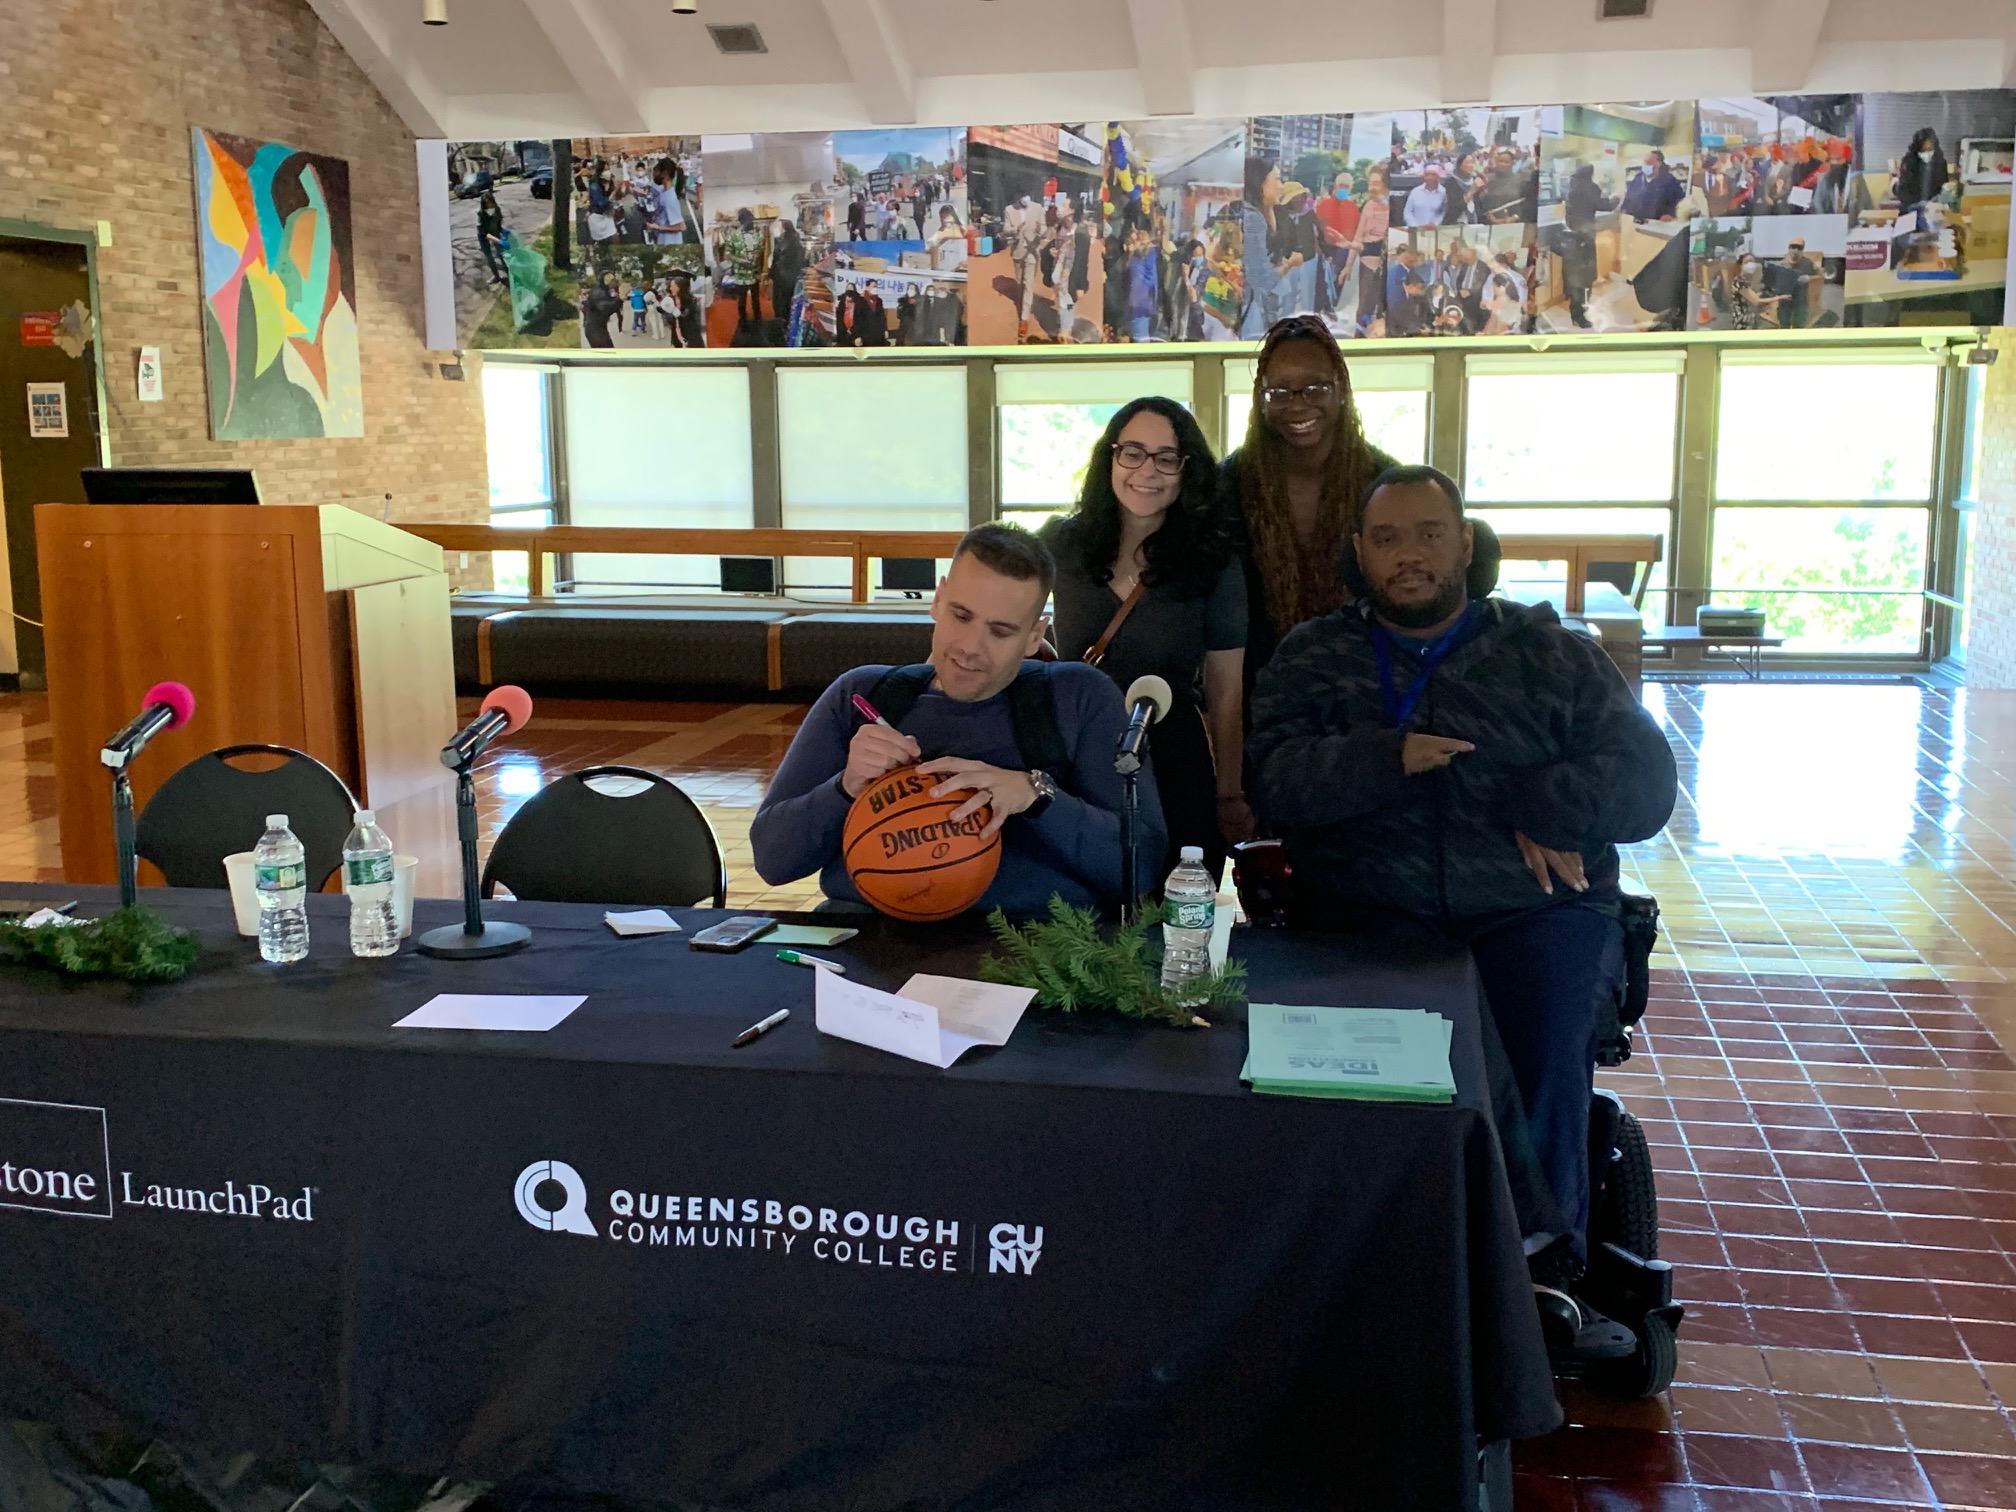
512,1157,1044,1278
0,1097,113,1219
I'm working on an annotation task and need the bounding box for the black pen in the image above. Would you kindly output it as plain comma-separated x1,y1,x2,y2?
731,1008,789,1048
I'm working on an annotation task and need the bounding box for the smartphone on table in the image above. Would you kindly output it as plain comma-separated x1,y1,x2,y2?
689,916,777,953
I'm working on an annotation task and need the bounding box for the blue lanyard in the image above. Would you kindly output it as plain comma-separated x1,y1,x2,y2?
1374,602,1478,728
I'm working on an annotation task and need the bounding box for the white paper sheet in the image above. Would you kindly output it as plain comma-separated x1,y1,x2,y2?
394,994,586,1032
604,909,683,936
816,971,1035,1068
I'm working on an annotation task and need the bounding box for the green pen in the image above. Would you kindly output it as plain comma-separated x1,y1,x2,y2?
776,948,846,975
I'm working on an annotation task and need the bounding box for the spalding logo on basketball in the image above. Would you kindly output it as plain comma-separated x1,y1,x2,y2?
842,764,1002,922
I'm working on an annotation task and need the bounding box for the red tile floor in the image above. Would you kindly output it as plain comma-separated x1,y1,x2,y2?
5,682,2016,1510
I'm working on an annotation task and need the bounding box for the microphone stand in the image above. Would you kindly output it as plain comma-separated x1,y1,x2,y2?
1115,726,1150,927
416,755,531,960
111,766,137,910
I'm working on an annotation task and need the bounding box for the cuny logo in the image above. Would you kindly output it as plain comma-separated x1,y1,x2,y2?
989,1222,1043,1275
514,1159,596,1236
0,1097,113,1220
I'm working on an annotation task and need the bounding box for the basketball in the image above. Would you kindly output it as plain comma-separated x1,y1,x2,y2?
842,764,1001,922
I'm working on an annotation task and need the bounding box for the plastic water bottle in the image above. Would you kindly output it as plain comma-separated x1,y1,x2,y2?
1159,845,1217,1003
254,814,309,964
343,809,399,958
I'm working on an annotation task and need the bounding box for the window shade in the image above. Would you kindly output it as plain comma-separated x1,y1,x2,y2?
995,362,1196,405
562,366,754,592
1223,354,1433,393
1465,350,1686,377
778,366,969,590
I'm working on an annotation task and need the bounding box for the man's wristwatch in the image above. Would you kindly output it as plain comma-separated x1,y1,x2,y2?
1025,768,1059,819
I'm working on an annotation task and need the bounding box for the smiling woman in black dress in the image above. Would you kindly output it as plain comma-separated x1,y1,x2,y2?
1040,397,1250,882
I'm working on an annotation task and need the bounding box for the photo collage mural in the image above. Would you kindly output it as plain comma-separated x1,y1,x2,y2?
441,90,2015,351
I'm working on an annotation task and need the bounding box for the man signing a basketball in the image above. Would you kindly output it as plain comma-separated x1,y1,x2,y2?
751,523,1165,917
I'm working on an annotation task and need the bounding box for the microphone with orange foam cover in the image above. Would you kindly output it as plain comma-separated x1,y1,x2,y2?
441,684,534,769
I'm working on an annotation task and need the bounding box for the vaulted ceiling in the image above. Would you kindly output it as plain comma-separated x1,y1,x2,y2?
304,0,2016,140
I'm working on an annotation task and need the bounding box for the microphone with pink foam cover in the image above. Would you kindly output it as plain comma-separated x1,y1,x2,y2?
143,681,196,731
101,680,196,768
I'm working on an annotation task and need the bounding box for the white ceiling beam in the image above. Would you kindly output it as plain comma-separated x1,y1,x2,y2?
817,0,916,125
301,0,446,138
1440,0,1497,104
1751,0,1832,93
1126,0,1195,117
524,0,649,135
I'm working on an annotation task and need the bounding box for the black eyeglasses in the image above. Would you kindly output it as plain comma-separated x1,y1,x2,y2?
1260,381,1338,409
1112,441,1188,475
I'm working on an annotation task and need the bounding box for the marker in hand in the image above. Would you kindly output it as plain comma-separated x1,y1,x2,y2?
850,693,893,729
777,948,846,974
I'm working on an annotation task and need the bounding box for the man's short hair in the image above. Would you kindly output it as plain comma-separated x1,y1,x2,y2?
952,522,1056,602
1361,463,1466,522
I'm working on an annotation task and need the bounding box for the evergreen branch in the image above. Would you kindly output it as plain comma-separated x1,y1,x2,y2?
0,906,200,983
978,898,1247,1029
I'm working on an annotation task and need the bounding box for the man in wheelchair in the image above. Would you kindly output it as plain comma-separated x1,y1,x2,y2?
1247,464,1679,1366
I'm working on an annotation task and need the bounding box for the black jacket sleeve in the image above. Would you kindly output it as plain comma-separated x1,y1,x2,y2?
1245,620,1408,831
1500,629,1678,852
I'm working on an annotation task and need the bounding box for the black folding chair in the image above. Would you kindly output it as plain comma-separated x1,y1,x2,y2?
481,766,728,908
135,745,358,891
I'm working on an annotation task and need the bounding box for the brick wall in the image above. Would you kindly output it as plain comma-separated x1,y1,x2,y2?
1968,330,2016,687
0,0,488,595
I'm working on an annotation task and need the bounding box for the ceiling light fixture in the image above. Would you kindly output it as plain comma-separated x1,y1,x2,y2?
423,0,447,23
672,0,698,13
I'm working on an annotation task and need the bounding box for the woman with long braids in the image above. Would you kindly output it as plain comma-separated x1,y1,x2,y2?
1220,315,1397,704
1043,397,1253,873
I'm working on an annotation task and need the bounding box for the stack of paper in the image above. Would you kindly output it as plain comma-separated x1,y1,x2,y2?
605,910,683,936
1241,1003,1455,1103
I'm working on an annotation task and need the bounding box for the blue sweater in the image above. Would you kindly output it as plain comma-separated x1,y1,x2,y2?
751,662,1167,917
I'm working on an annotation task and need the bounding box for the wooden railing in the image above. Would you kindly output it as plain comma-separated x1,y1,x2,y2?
1493,535,1663,614
404,525,969,601
405,524,1661,615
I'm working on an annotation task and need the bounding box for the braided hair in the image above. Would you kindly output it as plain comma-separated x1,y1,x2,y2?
1236,315,1391,632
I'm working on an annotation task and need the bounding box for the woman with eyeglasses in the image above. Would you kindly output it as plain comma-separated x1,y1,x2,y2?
1220,315,1397,705
1041,397,1253,873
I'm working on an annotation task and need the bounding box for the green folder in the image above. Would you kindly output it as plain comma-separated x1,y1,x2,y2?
1242,1003,1456,1104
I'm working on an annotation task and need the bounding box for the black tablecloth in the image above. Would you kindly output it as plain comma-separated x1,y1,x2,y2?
0,887,1557,1511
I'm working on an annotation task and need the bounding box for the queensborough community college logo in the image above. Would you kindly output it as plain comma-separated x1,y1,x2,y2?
513,1159,1043,1278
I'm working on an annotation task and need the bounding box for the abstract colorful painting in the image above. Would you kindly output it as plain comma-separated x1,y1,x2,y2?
193,127,364,438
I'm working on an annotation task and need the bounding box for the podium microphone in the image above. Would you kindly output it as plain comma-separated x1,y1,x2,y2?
419,685,535,961
101,681,196,771
1115,675,1173,777
441,684,532,770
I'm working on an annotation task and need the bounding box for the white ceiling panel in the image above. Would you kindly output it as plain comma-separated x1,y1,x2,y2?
327,0,2016,139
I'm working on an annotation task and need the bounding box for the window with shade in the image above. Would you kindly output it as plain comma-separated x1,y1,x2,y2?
561,365,755,594
1463,351,1681,626
481,364,555,595
1223,354,1431,466
996,362,1197,532
1710,351,1941,655
778,366,970,595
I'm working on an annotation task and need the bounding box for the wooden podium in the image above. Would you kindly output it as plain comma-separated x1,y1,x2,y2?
37,504,458,886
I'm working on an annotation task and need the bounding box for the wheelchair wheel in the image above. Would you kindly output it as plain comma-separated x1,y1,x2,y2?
1590,1094,1659,1261
1593,1309,1678,1400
